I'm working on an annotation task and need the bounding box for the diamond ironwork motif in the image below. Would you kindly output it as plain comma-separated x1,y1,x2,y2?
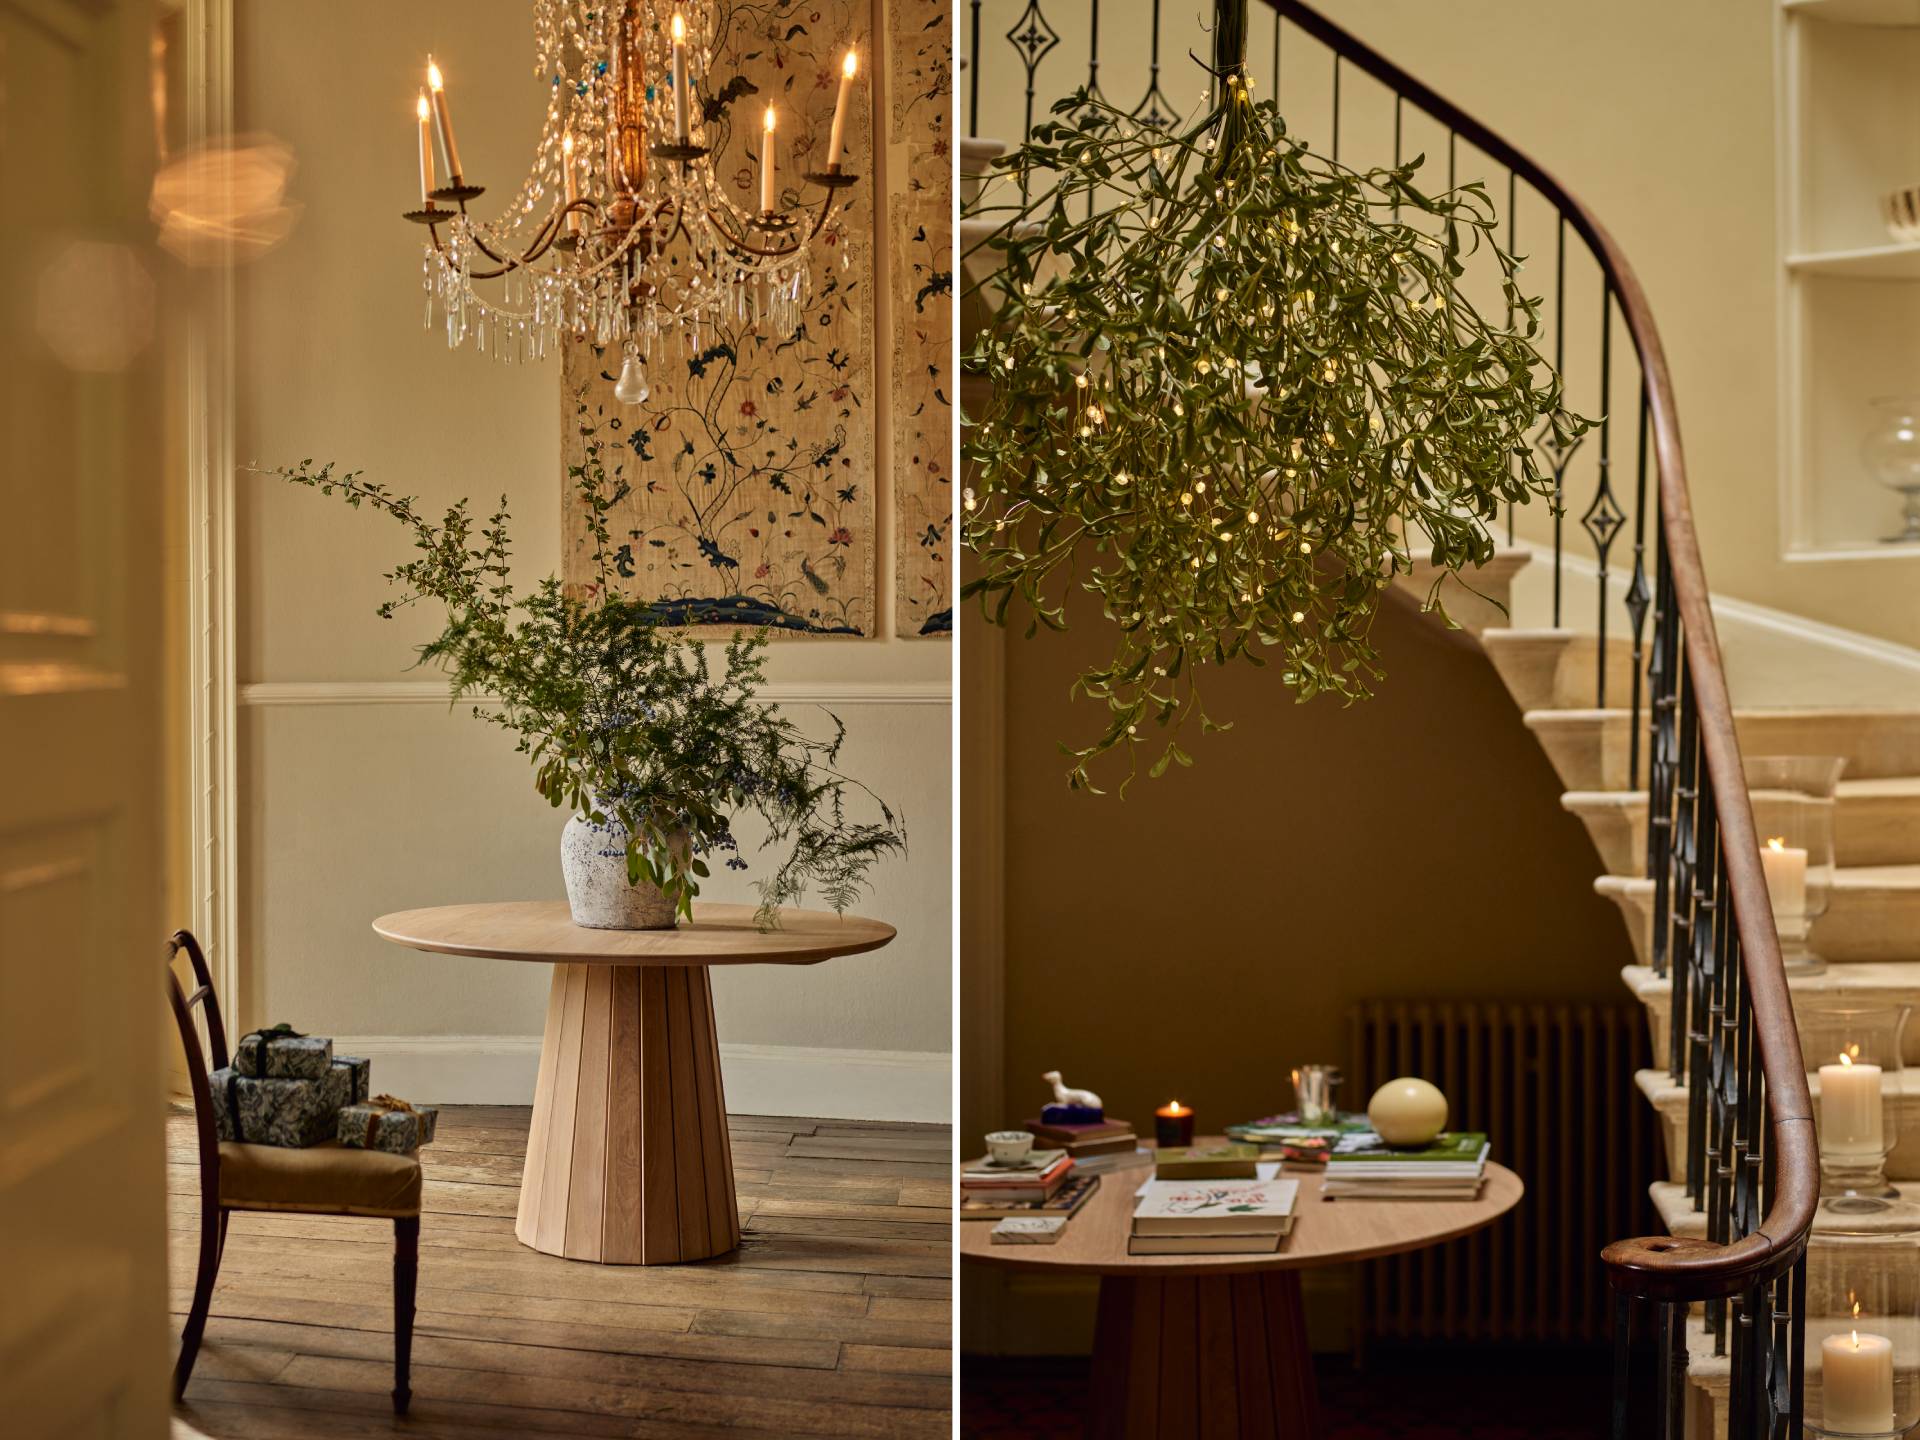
1624,558,1652,641
1581,468,1626,557
1132,81,1174,130
1005,0,1061,70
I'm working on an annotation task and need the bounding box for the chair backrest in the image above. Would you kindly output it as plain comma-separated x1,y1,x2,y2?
166,930,229,1195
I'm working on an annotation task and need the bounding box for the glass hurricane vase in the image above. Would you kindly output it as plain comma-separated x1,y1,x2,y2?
1862,396,1920,544
1805,1004,1910,1213
1807,1228,1920,1438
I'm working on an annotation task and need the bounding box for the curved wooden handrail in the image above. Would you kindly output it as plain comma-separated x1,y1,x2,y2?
1265,0,1816,1299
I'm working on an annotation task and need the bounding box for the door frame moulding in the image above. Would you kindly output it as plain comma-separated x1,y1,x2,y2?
183,0,241,1028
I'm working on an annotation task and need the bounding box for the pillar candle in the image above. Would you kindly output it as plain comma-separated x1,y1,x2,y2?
426,57,462,182
416,90,435,202
1819,1050,1884,1157
760,105,777,213
827,50,857,166
1154,1101,1195,1148
1821,1329,1894,1434
670,12,689,142
1760,836,1807,920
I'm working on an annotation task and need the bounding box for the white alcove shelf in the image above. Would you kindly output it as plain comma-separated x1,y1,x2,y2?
1779,0,1920,558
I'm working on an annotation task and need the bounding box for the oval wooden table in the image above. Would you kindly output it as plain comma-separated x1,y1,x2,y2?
373,900,894,1265
960,1145,1524,1438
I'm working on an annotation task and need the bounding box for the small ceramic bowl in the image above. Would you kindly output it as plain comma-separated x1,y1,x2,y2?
986,1130,1035,1164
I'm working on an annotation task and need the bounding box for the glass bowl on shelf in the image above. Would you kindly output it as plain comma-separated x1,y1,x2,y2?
1807,1228,1920,1439
1860,396,1920,544
1746,754,1845,975
1803,1004,1910,1214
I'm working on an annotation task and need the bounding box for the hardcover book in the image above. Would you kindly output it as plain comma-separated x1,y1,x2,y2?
961,1149,1068,1181
960,1173,1103,1221
1131,1178,1300,1236
1127,1232,1284,1256
1152,1142,1260,1180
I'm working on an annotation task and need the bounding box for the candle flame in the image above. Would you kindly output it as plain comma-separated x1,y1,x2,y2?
427,57,444,92
416,90,430,121
1841,1049,1855,1067
1853,1294,1863,1321
1767,836,1786,852
842,49,859,79
1167,1100,1185,1115
1853,1329,1861,1349
763,103,777,133
563,131,575,156
671,11,686,42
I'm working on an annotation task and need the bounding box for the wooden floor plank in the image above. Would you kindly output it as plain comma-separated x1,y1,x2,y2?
167,1105,952,1433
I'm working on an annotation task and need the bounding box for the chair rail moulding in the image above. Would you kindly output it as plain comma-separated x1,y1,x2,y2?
236,678,951,706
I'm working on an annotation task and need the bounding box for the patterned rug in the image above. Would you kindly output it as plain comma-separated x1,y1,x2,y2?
962,1347,1609,1439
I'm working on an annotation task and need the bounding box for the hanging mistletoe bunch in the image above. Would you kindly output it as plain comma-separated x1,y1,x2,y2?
962,13,1585,792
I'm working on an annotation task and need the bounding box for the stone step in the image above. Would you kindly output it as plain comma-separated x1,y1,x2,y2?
1480,628,1640,712
1652,1180,1920,1243
1598,865,1920,968
1622,962,1920,1068
1637,1066,1920,1183
1390,547,1532,636
1680,1285,1920,1440
1563,777,1920,877
1525,708,1920,793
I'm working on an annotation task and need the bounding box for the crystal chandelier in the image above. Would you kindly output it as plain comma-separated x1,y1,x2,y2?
405,0,861,397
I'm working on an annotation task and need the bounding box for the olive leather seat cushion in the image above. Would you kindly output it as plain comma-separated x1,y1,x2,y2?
218,1139,422,1217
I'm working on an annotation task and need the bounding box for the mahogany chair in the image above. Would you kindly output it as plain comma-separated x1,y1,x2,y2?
166,929,421,1414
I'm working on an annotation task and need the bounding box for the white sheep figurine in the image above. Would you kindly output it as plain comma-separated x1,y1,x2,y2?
1042,1070,1102,1110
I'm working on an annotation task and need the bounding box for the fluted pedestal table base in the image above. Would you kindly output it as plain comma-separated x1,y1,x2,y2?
517,962,739,1263
371,900,898,1266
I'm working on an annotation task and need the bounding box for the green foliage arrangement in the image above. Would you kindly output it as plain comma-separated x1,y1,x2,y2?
264,404,905,927
961,1,1585,792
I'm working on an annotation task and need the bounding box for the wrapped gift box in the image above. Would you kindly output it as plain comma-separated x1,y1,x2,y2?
334,1055,371,1105
211,1061,353,1148
337,1097,438,1153
234,1025,333,1081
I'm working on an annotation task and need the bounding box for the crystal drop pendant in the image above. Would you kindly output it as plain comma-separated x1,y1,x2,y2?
614,351,650,405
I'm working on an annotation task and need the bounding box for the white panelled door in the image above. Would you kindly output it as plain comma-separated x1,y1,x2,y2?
0,0,170,1433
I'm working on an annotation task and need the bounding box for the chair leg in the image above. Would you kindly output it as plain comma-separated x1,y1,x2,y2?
215,1208,230,1266
392,1215,419,1415
173,1197,224,1400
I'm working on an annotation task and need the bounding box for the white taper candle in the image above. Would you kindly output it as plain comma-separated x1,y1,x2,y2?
670,12,689,142
426,56,462,181
761,104,777,213
827,49,857,166
416,90,435,202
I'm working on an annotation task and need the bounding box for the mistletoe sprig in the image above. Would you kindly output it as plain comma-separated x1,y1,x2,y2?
962,66,1586,793
260,400,905,927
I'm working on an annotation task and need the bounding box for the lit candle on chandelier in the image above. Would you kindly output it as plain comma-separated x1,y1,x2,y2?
670,12,689,142
426,56,463,182
827,49,858,168
415,89,435,203
562,132,581,234
760,104,777,213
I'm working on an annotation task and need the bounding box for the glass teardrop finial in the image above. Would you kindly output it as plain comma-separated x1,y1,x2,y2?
614,351,649,404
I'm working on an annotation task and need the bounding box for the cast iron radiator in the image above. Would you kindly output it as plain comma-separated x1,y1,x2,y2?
1346,999,1660,1346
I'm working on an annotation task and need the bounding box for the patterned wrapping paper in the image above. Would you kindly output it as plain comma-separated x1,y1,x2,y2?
334,1055,371,1105
210,1063,352,1148
234,1026,333,1081
337,1100,439,1154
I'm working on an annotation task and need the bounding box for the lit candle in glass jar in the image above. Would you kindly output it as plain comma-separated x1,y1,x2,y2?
1760,835,1807,922
1822,1299,1895,1435
1819,1046,1885,1158
1154,1100,1195,1148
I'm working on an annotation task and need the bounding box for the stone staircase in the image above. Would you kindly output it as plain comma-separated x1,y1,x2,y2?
1406,550,1920,1437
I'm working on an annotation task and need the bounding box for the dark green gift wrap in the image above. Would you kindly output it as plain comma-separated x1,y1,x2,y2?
210,1056,368,1147
337,1094,438,1154
233,1022,333,1081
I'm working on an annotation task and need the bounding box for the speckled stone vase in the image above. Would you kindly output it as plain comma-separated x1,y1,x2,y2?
560,813,679,930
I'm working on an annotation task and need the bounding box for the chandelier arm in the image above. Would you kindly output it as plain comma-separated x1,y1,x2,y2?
701,190,841,261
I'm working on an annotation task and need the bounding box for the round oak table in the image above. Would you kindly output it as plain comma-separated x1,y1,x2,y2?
373,900,894,1265
960,1144,1523,1438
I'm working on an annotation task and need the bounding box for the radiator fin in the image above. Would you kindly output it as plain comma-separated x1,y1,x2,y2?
1347,999,1659,1346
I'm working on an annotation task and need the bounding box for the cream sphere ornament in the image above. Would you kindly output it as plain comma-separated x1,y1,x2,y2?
1368,1077,1448,1147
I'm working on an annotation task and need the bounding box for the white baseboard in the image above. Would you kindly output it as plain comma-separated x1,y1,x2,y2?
332,1034,951,1123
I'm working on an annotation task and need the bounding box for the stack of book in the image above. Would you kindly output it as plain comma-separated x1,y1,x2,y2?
1321,1131,1490,1198
1128,1178,1300,1255
1024,1113,1151,1176
960,1149,1102,1221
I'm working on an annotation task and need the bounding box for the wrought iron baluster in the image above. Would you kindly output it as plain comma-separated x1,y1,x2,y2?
1627,390,1652,788
1583,284,1625,706
1005,0,1062,139
1507,169,1518,547
968,0,982,135
1133,0,1172,128
1553,215,1567,626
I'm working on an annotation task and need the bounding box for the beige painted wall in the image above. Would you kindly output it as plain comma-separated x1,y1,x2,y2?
230,3,949,1081
967,0,1920,652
